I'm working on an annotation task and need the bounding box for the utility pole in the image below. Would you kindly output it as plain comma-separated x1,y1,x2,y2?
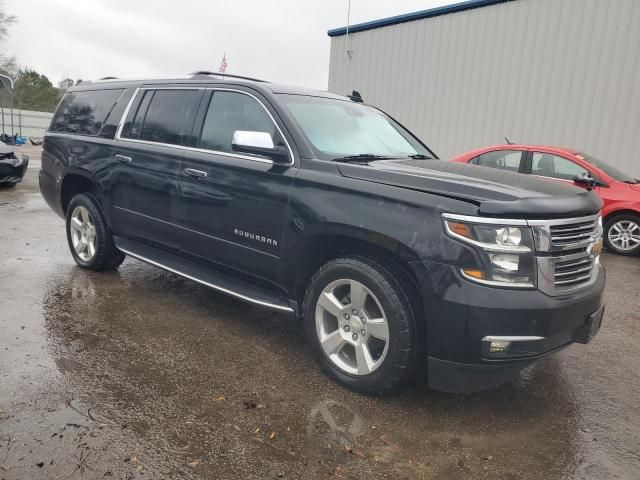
345,0,353,59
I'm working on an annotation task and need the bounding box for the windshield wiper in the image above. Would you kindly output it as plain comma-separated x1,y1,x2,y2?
407,154,434,160
331,154,393,163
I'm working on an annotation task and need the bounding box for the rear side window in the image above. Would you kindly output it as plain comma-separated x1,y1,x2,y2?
50,89,124,135
470,150,523,172
198,91,280,155
122,89,201,146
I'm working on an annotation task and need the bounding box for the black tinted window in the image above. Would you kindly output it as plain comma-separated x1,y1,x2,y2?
471,150,523,172
199,91,278,154
50,89,124,135
137,89,201,146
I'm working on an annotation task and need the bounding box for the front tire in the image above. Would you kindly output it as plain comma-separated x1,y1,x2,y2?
604,214,640,256
65,193,125,271
303,256,418,395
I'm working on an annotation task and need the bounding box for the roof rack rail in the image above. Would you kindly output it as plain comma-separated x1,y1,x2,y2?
98,76,119,80
188,71,268,83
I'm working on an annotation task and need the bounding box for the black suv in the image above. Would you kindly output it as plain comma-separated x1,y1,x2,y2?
40,73,605,394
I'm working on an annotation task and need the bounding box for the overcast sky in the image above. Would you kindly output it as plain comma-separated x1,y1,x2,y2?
4,0,453,89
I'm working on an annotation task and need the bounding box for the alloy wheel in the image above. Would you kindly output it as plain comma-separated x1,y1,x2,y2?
315,279,390,376
69,205,97,261
608,220,640,252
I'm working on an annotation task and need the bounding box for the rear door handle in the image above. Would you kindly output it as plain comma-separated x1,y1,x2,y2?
184,168,207,179
115,154,132,164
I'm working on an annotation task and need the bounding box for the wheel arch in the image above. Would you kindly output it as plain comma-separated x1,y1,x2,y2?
287,228,425,317
603,208,640,224
60,170,98,215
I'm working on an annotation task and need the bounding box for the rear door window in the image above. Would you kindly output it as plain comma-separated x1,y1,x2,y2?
531,153,589,180
470,150,524,172
50,89,124,135
198,91,281,156
137,89,202,146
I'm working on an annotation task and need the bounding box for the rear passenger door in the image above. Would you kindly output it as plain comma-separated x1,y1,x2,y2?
470,150,526,173
177,88,296,286
110,87,204,251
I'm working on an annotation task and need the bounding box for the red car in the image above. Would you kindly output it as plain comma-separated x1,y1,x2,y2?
451,145,640,256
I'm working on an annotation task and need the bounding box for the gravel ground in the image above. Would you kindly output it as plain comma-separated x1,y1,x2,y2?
1,148,639,479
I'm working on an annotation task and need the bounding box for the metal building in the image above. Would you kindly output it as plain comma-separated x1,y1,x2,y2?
328,0,640,176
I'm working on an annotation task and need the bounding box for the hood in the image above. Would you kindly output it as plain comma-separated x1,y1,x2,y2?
337,159,603,218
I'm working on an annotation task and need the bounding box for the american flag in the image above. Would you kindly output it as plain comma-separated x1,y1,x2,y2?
218,54,228,74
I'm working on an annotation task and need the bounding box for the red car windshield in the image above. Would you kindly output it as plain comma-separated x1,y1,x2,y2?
578,153,638,184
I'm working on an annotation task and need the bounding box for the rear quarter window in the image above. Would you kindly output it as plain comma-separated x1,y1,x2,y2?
50,89,124,136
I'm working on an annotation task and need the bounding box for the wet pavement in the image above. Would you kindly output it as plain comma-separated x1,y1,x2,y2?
1,147,639,479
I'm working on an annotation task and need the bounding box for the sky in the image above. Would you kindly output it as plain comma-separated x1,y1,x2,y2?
3,0,453,89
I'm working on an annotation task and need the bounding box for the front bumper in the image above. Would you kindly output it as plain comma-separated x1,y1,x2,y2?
410,261,606,393
0,155,29,184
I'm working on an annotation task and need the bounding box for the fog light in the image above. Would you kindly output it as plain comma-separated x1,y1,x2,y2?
490,341,511,353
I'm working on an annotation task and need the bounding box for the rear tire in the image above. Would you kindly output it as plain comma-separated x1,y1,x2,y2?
65,193,125,271
604,214,640,256
303,256,418,395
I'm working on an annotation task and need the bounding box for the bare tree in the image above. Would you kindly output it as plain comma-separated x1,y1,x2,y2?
58,78,75,90
0,1,17,76
0,1,15,42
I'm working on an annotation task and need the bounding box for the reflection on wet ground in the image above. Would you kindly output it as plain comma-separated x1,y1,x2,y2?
1,160,639,479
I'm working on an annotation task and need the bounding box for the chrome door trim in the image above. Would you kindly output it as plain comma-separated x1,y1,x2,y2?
114,86,295,167
118,246,294,312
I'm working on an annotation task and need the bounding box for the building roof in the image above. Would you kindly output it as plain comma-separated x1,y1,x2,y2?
327,0,515,37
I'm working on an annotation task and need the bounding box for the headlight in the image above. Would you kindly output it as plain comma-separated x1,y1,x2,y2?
443,214,536,288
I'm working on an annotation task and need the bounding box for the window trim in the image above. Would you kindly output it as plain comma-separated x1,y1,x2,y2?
115,87,295,166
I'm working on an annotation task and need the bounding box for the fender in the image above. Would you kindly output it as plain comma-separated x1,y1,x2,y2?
602,201,640,220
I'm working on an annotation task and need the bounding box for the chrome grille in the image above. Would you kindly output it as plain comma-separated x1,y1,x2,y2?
550,220,599,247
553,252,595,288
529,213,602,295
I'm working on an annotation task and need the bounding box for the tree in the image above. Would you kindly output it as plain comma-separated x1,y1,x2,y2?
0,1,17,110
14,69,61,112
0,1,16,72
0,1,15,44
58,78,75,90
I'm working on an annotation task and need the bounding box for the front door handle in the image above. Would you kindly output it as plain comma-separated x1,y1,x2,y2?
115,154,132,164
184,168,207,179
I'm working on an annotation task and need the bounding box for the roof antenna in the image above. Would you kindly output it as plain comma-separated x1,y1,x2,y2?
502,132,514,145
349,90,363,102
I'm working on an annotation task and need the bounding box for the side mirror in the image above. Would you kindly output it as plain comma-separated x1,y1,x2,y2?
231,130,289,163
573,172,607,189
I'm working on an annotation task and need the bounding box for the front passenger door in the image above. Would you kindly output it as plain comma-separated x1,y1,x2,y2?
178,89,296,286
528,152,594,190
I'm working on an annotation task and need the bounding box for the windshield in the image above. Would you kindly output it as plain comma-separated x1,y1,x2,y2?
578,152,638,183
277,94,432,160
